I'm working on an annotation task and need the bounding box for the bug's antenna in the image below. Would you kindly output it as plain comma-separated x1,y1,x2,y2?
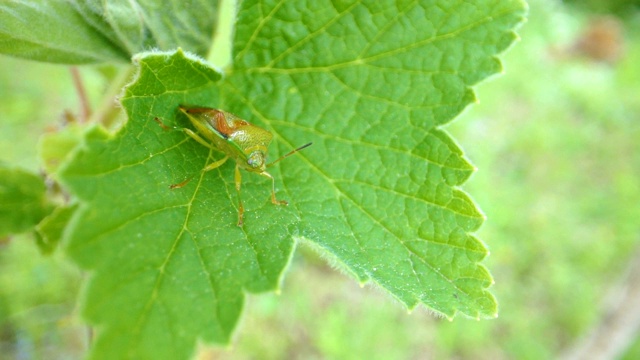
267,142,312,167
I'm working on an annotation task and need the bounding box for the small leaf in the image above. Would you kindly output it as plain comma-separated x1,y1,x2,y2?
0,165,53,237
38,124,85,179
0,0,219,64
34,204,77,254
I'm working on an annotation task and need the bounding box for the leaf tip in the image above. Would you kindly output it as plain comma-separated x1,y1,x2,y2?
131,47,221,74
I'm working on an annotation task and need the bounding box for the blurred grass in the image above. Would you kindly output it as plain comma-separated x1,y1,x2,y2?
1,0,640,358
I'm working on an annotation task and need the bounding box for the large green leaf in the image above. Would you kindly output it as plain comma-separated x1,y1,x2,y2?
0,0,218,64
59,1,526,358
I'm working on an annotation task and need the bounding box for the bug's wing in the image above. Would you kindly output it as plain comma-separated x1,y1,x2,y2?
230,125,273,153
212,110,256,137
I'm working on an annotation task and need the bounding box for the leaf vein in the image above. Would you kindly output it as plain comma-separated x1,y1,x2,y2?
263,0,361,69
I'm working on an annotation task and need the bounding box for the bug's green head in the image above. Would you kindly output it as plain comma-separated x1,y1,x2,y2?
247,150,267,171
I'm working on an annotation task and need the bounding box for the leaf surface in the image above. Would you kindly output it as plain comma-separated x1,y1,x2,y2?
59,1,526,358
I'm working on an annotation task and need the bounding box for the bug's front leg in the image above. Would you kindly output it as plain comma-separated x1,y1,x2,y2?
260,171,288,206
153,117,173,131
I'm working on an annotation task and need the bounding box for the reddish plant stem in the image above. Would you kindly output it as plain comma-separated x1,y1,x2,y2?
70,66,91,122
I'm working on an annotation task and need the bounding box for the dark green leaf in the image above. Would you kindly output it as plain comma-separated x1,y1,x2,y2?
0,0,219,64
0,1,129,64
74,0,219,59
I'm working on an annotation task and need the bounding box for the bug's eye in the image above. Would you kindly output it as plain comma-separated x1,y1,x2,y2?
247,151,265,169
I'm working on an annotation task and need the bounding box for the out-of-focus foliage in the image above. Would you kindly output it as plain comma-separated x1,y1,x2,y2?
563,0,639,15
0,166,53,237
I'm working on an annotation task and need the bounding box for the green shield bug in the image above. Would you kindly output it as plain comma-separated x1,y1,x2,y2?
155,105,311,227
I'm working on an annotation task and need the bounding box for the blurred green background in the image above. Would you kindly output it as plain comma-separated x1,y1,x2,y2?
1,0,640,358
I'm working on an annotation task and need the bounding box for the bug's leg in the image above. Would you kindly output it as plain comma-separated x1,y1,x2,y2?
234,165,244,227
170,155,229,189
154,117,213,149
155,116,226,189
153,117,173,130
260,171,288,206
203,155,230,172
183,128,213,148
169,178,192,189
